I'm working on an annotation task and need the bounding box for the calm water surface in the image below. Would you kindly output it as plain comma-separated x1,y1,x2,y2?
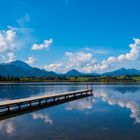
0,83,140,140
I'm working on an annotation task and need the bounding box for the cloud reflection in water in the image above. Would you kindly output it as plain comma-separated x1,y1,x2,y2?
66,97,96,111
32,113,53,124
0,119,16,135
65,89,140,124
94,90,140,123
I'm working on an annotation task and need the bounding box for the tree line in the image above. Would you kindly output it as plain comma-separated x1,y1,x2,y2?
0,76,20,81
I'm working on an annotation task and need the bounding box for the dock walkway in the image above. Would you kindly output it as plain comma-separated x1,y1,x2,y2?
0,89,93,114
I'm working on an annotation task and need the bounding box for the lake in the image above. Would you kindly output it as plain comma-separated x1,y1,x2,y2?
0,83,140,140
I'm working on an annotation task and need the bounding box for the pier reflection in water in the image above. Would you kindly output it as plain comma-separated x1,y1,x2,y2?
0,89,92,121
0,83,140,140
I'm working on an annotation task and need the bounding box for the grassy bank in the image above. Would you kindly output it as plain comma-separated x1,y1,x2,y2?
0,75,140,83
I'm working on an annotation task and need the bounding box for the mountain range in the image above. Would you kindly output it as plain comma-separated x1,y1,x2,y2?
103,68,140,76
0,60,140,77
0,60,57,77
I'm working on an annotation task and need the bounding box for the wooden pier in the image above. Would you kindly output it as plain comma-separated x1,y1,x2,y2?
0,89,93,116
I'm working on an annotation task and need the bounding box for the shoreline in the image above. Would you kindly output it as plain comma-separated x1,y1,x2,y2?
0,81,140,85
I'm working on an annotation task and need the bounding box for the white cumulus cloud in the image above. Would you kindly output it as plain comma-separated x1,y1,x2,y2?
32,38,53,50
44,63,63,72
44,51,96,73
7,52,16,62
26,56,36,65
0,28,17,62
94,38,140,71
44,38,140,73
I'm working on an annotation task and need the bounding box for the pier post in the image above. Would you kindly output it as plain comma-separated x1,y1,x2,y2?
39,100,41,105
91,90,93,95
29,102,32,107
7,106,10,111
18,104,21,110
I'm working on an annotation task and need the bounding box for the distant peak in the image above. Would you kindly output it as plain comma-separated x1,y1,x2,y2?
10,60,26,64
9,60,32,70
119,67,127,70
69,69,79,72
119,67,137,71
66,69,83,76
66,69,80,74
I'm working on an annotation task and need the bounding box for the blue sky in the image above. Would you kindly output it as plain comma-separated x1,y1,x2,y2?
0,0,140,73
